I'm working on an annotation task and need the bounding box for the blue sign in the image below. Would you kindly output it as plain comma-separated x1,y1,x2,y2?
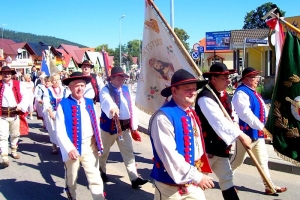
197,46,204,53
245,38,268,44
206,31,231,50
191,51,199,59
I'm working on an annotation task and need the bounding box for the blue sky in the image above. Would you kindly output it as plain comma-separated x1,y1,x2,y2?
1,0,299,49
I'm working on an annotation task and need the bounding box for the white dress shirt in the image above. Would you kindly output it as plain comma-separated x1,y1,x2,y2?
1,80,29,112
100,84,138,130
55,96,101,162
84,75,104,99
232,86,268,131
198,93,241,146
150,110,204,185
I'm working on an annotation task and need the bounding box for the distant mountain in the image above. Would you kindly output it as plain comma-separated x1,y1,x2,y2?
2,29,87,48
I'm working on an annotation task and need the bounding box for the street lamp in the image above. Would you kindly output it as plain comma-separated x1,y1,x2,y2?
119,15,125,67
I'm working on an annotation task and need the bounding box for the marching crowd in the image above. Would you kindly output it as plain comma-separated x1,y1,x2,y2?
0,61,287,200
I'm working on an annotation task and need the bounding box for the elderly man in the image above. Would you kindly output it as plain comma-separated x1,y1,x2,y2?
195,63,252,200
79,60,105,103
230,67,287,195
0,66,29,168
99,66,148,189
55,72,105,200
149,69,213,200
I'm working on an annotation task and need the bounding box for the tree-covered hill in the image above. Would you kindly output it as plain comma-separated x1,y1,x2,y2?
2,29,87,48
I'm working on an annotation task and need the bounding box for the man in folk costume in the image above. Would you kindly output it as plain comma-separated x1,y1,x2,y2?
149,69,213,200
43,73,69,154
79,60,105,103
99,66,148,189
195,63,252,200
230,67,287,195
0,66,30,168
55,72,105,200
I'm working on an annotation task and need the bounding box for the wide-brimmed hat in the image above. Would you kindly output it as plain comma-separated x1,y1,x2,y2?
161,69,208,97
78,60,94,68
62,72,91,86
0,66,17,75
108,66,129,80
239,67,262,82
203,63,235,78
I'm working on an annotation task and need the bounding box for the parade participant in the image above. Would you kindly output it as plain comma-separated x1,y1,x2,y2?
149,69,213,200
23,74,35,120
0,66,29,168
195,63,252,200
99,66,148,189
79,60,104,103
43,73,69,154
55,72,105,200
230,67,287,195
34,75,51,128
30,65,38,84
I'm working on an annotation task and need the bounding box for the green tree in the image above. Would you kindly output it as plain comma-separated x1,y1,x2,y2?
243,3,285,29
94,44,114,55
174,28,190,51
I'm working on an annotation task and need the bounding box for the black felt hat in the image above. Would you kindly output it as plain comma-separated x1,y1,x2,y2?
62,72,91,86
0,66,17,75
239,67,262,82
161,69,208,97
203,63,235,78
78,60,94,68
108,66,129,80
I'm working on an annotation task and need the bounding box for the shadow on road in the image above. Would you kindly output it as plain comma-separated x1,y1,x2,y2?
0,179,66,200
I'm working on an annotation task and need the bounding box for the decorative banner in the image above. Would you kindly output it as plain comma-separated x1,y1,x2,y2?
136,1,199,114
266,31,300,166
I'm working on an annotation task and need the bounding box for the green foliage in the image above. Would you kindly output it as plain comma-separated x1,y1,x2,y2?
243,2,285,29
174,28,190,52
2,29,86,48
256,83,274,100
95,44,114,55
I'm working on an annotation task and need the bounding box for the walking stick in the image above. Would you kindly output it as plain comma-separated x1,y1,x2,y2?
148,0,277,194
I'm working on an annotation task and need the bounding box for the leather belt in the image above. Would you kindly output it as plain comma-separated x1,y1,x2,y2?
1,107,18,118
119,119,130,131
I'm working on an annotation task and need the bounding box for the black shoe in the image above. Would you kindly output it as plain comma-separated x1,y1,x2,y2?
101,172,109,183
131,177,149,189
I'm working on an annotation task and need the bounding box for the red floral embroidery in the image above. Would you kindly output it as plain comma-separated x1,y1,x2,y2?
254,92,265,138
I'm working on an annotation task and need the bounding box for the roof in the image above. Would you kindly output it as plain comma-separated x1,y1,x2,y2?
206,54,225,60
230,29,270,44
27,42,61,57
0,39,16,55
81,47,95,52
132,57,138,64
58,44,82,63
86,51,103,66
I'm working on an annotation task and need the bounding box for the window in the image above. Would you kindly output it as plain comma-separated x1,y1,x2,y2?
17,50,30,59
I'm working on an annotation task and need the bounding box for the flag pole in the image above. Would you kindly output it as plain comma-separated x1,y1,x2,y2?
149,0,277,194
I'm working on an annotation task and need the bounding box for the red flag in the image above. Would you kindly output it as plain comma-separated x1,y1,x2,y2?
266,17,284,78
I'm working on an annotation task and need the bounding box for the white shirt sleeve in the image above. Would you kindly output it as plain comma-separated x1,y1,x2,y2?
232,90,265,130
96,76,105,94
151,111,203,184
55,104,77,162
198,96,241,145
100,86,118,119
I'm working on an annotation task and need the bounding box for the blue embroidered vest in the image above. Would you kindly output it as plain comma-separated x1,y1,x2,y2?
48,87,66,111
59,96,103,155
149,99,197,184
100,84,131,134
235,84,266,140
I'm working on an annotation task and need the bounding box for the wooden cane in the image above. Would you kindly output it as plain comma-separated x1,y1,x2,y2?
149,0,277,194
114,116,124,142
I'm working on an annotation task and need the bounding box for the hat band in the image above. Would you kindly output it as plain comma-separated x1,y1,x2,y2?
111,72,126,76
171,78,198,87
